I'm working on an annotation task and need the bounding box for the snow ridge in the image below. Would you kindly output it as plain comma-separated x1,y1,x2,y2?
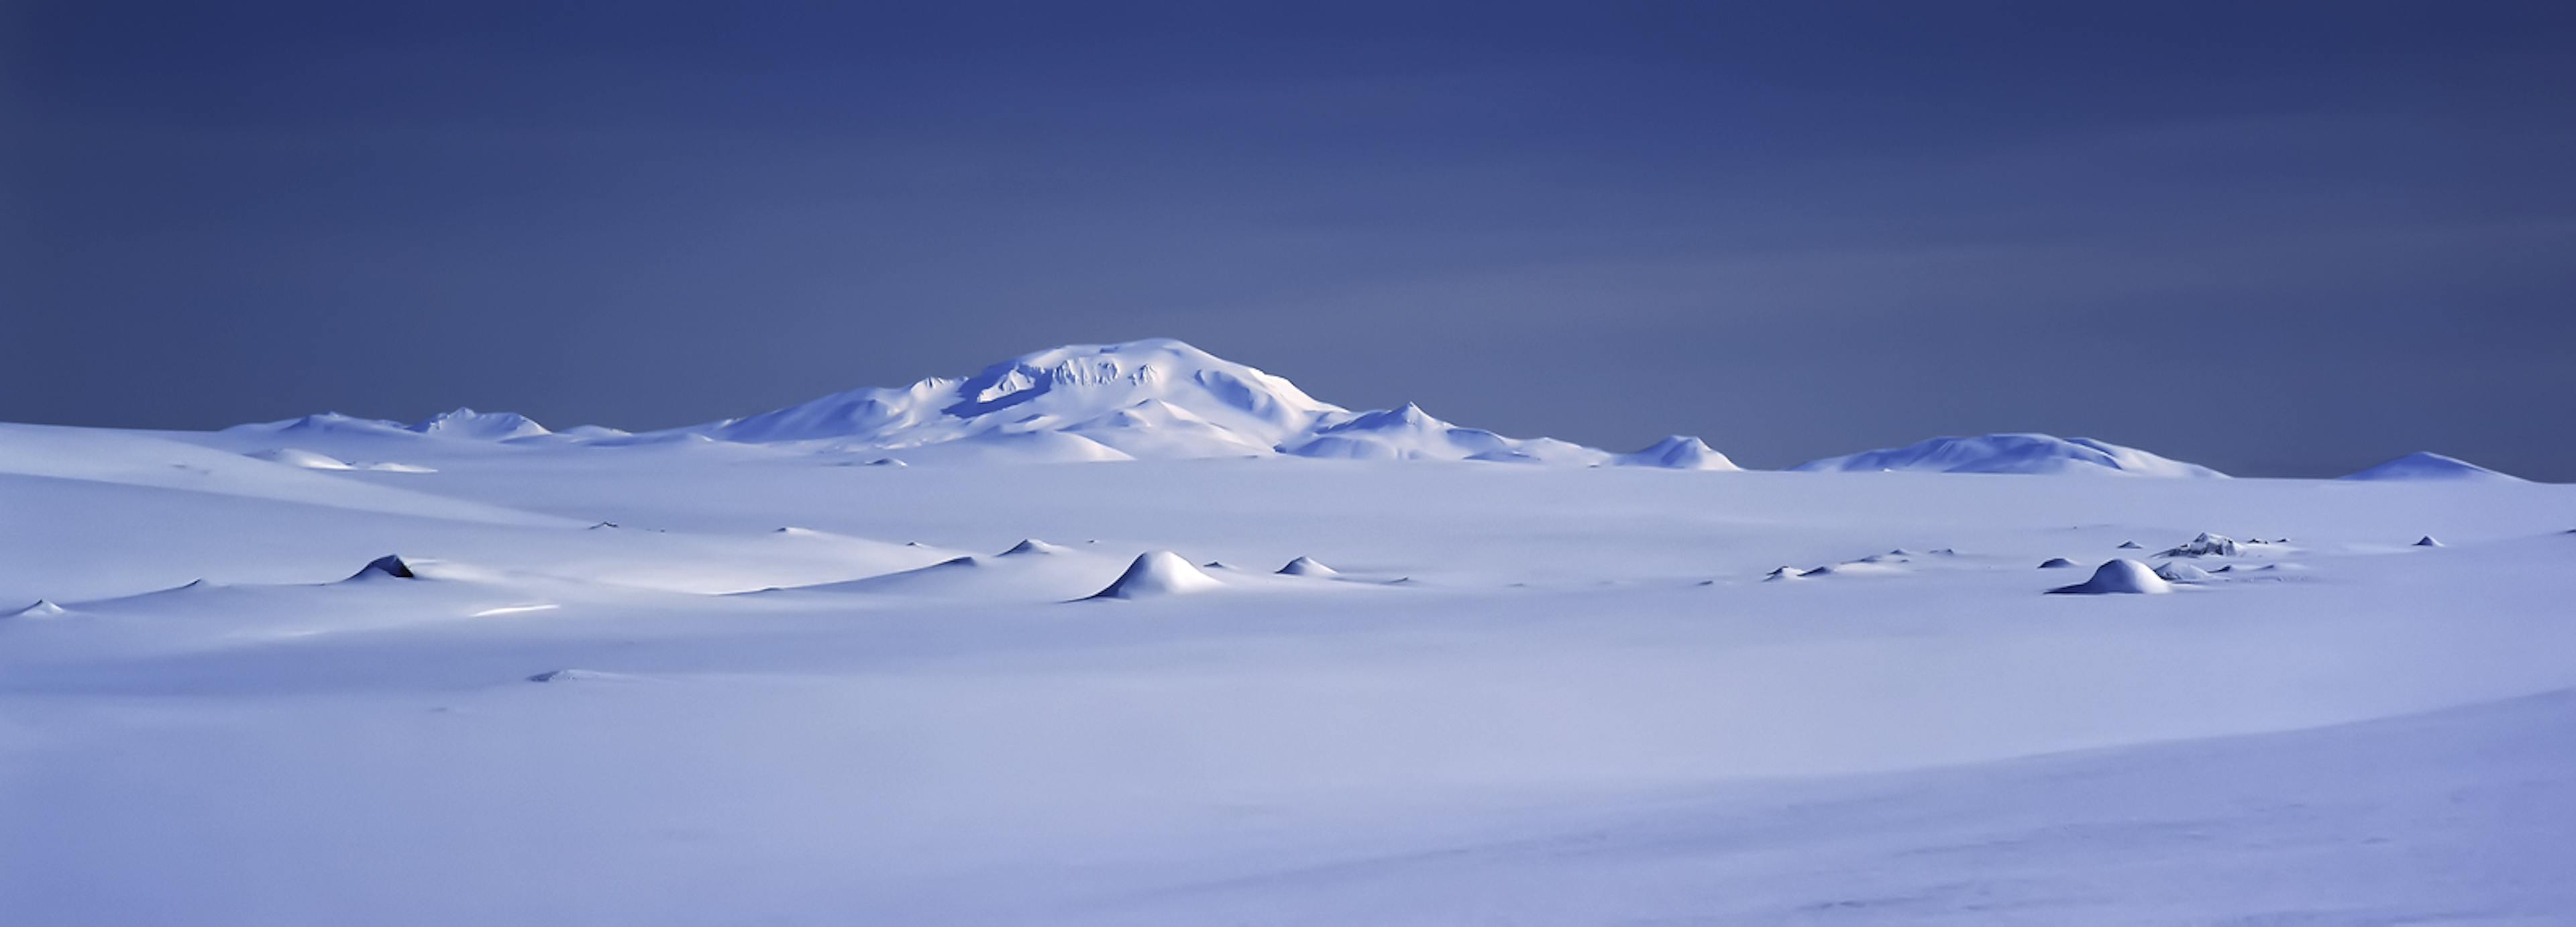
1794,433,2225,478
2340,451,2522,482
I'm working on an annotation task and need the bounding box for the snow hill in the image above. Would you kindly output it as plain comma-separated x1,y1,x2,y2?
227,408,555,443
2340,451,2523,482
663,339,1705,467
1613,435,1739,471
1793,433,2226,478
407,408,549,441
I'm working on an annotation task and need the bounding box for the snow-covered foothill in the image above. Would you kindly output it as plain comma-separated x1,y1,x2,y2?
1612,435,1740,471
1795,433,2226,477
2341,451,2523,482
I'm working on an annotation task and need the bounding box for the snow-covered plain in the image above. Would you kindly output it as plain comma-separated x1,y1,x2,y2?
4,342,2573,925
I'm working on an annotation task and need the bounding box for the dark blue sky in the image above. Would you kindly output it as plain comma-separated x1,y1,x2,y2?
7,1,2573,478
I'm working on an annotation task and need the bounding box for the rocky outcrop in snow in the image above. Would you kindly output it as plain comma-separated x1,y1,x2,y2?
2158,533,2241,558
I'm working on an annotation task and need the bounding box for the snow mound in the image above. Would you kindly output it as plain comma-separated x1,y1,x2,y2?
346,555,419,581
2414,535,2444,547
2154,561,2214,583
409,408,551,441
2116,541,2143,549
1277,556,1339,577
1794,433,2225,478
248,447,356,470
2340,451,2523,482
1085,551,1224,600
2158,533,2240,557
1612,435,1741,471
1763,566,1807,582
2038,557,2079,569
1000,539,1071,557
864,457,907,467
2049,558,2173,594
9,599,69,618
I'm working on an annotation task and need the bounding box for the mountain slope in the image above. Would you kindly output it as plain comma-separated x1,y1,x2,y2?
1794,433,2225,478
678,339,1660,465
691,339,1339,455
221,339,1754,468
2340,451,2522,482
1614,435,1739,471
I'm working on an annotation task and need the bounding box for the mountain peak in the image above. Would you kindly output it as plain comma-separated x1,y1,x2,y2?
699,337,1341,451
409,408,550,440
1615,435,1740,471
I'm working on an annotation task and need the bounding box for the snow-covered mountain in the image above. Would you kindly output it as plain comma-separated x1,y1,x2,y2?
207,341,2257,478
1793,433,2225,478
669,339,1688,466
407,408,550,441
2339,451,2522,482
1613,435,1740,472
227,408,553,442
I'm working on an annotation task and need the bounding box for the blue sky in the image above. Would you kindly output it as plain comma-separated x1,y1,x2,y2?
7,1,2573,477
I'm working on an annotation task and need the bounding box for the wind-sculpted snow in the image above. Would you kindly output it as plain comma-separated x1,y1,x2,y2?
1795,433,2225,477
